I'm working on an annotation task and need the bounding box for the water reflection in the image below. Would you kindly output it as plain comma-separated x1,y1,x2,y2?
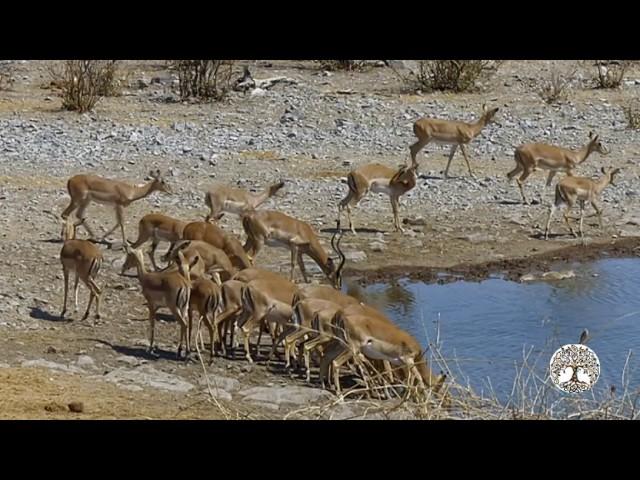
351,258,640,401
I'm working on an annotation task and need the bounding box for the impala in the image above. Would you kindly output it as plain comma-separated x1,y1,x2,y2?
121,213,186,273
164,240,236,281
189,277,222,363
507,132,610,204
410,104,499,178
59,216,103,322
204,180,285,221
177,221,252,270
338,162,418,234
242,211,346,286
61,169,172,244
320,305,446,397
544,167,620,244
214,268,287,356
237,276,300,363
126,246,199,359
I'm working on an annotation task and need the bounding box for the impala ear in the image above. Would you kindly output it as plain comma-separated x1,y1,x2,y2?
589,131,595,139
189,255,200,269
482,103,487,113
601,166,607,174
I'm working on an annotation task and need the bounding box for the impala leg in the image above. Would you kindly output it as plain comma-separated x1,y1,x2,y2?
579,202,586,245
544,204,556,240
73,273,80,312
89,279,101,320
591,200,603,228
409,137,429,166
61,268,70,319
562,205,577,238
516,169,533,205
81,280,95,321
75,200,96,239
390,195,404,233
296,250,309,283
459,144,475,178
149,238,160,271
289,245,299,282
443,144,458,179
148,306,157,354
545,170,557,188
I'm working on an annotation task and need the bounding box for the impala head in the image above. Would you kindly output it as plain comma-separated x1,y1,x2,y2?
328,220,347,289
588,132,610,156
481,104,500,125
601,166,621,186
149,169,173,195
175,249,200,282
394,163,419,185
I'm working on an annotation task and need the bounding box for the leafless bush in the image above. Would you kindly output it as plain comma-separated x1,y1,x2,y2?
415,60,501,92
623,101,640,129
538,68,576,104
315,60,368,71
48,60,122,113
169,60,234,101
592,60,630,89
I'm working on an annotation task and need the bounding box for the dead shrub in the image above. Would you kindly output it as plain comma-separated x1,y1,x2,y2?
315,60,368,71
538,68,576,104
592,60,630,89
48,60,122,113
622,101,640,129
169,60,235,101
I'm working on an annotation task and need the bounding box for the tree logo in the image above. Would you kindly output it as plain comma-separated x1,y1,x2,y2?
550,344,600,393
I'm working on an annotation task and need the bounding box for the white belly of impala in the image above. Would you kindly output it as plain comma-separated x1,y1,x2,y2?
370,180,392,195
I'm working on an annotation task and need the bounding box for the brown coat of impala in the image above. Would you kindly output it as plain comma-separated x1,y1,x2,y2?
178,221,252,270
122,213,186,273
242,210,345,287
61,169,172,243
410,104,499,178
59,217,103,322
127,246,199,359
204,181,285,221
338,162,418,234
507,132,609,204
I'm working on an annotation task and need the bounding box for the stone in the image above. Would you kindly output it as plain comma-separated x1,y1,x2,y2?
76,355,95,368
198,374,240,392
103,366,195,393
238,385,333,406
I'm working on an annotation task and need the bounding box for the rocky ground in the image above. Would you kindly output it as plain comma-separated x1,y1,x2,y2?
1,60,639,419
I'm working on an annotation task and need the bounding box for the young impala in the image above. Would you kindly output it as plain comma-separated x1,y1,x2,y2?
544,167,620,244
338,162,418,234
410,104,499,178
61,169,172,244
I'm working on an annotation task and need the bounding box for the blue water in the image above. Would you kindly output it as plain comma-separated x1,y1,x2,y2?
352,258,640,401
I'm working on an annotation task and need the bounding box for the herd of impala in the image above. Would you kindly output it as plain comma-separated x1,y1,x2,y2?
54,102,622,400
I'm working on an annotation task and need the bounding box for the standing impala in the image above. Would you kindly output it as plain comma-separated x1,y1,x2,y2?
338,162,418,234
410,104,499,178
544,167,620,244
242,211,346,286
123,213,186,272
60,169,172,244
204,180,285,221
507,132,609,204
126,246,199,359
59,216,103,322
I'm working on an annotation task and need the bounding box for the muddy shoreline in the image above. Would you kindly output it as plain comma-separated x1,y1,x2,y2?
348,236,640,284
